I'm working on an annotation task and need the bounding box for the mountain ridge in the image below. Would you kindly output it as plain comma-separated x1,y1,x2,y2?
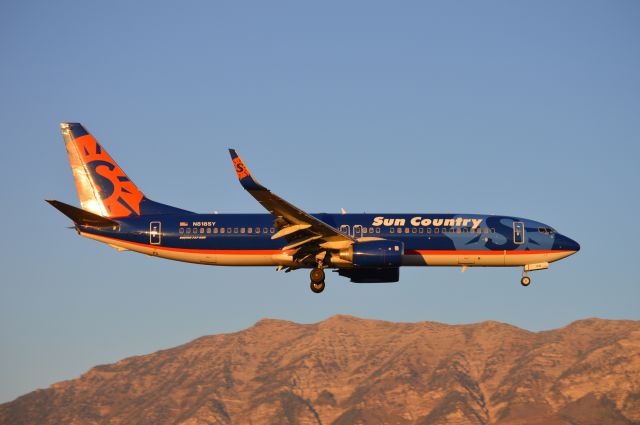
1,315,639,424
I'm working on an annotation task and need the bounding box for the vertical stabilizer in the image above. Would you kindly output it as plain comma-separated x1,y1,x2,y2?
60,122,193,217
61,122,146,218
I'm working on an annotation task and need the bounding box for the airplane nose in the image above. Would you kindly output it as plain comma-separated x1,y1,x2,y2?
560,235,580,252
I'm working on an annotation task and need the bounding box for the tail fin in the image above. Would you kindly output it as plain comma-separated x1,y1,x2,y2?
60,123,192,217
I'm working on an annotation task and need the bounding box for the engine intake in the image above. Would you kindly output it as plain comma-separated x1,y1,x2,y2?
339,240,404,268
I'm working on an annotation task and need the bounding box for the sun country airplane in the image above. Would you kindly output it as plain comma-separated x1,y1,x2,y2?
48,123,580,293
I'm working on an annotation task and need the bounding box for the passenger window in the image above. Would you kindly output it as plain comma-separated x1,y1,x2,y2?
427,228,431,234
462,228,468,233
491,228,495,233
206,228,211,234
405,228,410,234
362,228,367,234
442,228,447,233
412,228,417,233
369,227,374,233
270,228,275,234
200,228,205,234
179,228,184,235
220,228,225,234
456,228,461,234
376,228,380,234
390,228,395,233
256,227,261,234
419,228,423,234
434,228,439,233
263,227,268,233
186,228,191,234
233,228,238,233
213,228,219,234
227,228,231,233
240,228,245,234
248,227,252,234
484,228,489,233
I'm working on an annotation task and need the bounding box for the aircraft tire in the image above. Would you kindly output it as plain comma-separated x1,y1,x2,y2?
310,281,325,293
310,268,325,283
520,276,531,287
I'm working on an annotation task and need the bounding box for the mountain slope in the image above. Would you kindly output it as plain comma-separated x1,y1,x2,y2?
1,316,639,424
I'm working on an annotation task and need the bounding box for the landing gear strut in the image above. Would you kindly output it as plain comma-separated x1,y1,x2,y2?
310,267,325,293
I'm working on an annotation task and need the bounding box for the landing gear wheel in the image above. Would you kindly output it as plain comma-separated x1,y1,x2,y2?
310,280,325,293
520,276,531,287
310,268,325,283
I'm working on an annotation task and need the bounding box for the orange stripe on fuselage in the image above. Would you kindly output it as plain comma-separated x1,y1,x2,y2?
404,249,571,256
81,232,290,255
83,233,570,256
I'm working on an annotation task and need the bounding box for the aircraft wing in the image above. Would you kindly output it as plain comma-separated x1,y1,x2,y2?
228,149,353,266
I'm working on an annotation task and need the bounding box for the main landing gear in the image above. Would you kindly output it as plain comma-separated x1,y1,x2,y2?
520,272,531,287
310,267,325,293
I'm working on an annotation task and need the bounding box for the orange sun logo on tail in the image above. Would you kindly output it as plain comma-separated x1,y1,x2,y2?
63,126,143,217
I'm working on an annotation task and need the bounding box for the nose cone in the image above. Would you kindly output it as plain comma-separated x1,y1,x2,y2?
556,234,580,252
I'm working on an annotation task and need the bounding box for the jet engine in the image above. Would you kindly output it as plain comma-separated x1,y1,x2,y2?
338,240,404,268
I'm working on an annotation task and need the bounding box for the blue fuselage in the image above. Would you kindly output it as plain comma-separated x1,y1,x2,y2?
79,213,580,268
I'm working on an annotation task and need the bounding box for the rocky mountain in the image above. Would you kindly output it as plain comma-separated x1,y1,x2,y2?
1,316,639,424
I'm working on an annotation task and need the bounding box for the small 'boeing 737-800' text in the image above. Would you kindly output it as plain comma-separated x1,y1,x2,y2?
48,123,580,293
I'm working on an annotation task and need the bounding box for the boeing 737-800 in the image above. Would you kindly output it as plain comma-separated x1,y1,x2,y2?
48,123,580,293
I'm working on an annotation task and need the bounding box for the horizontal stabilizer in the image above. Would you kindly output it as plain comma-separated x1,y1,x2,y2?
46,200,119,228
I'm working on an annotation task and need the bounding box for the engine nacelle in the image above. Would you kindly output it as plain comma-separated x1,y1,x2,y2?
339,240,404,268
338,267,400,283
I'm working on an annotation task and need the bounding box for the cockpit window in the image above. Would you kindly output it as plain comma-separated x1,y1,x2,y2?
538,227,556,235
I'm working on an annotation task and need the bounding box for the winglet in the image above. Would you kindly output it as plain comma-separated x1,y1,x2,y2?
228,149,266,191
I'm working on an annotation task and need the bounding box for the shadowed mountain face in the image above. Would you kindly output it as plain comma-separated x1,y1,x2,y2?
1,316,639,425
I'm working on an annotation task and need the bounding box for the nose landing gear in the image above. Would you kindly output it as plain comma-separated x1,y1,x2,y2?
310,267,326,293
520,263,548,287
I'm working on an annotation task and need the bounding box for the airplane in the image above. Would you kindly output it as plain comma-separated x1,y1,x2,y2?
48,123,580,293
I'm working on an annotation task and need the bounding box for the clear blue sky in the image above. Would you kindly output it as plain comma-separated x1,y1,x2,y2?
1,0,639,403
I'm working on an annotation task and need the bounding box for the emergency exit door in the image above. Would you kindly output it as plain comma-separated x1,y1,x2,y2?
513,222,525,244
150,221,162,245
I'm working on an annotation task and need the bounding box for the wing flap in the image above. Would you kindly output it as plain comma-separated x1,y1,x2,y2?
282,235,323,251
271,224,312,240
